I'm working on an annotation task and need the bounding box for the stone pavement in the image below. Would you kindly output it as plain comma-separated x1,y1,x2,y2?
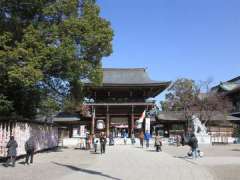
0,148,97,180
0,145,215,180
164,144,240,180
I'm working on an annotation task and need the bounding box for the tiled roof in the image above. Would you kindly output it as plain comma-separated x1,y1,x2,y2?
220,83,240,91
84,68,170,86
212,76,240,93
53,112,81,122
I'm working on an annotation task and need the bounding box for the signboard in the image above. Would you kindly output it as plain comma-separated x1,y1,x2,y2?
80,125,86,138
72,126,86,138
72,127,80,137
145,118,151,132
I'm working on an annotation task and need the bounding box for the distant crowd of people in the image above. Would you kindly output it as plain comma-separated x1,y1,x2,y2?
133,130,200,159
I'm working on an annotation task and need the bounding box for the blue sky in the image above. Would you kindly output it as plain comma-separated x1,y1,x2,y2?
98,0,240,101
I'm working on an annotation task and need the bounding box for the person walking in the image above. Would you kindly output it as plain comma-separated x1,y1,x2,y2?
100,132,107,154
89,134,93,149
25,137,36,165
85,133,90,150
123,131,127,145
139,131,144,148
188,134,198,159
131,133,136,145
144,131,150,148
92,134,96,150
5,136,18,167
176,135,181,147
181,134,185,146
109,133,114,146
94,139,98,153
155,133,162,152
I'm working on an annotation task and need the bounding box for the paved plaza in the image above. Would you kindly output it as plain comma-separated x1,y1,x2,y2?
1,144,240,180
164,144,240,180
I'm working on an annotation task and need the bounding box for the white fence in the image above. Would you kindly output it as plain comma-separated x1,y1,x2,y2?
211,136,237,144
0,121,58,157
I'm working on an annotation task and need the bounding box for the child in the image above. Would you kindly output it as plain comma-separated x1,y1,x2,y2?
94,140,98,153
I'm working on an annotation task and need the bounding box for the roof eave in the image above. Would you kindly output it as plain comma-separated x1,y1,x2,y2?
84,82,171,87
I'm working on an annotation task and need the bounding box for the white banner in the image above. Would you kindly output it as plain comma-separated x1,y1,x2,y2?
145,118,151,132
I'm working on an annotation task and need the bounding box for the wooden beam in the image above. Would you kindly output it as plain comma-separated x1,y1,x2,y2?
91,106,95,135
131,105,135,133
106,105,110,137
87,102,154,106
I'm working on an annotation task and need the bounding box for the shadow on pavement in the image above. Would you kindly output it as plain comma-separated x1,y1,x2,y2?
134,147,144,149
232,149,240,152
89,151,101,154
145,149,161,153
38,147,65,154
52,162,122,180
1,163,7,167
174,155,188,159
18,161,26,165
173,156,198,165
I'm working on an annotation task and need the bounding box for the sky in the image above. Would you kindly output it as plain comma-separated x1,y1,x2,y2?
97,0,240,101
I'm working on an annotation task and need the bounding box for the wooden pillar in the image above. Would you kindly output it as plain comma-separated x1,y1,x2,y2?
131,105,135,134
106,105,110,137
91,106,95,135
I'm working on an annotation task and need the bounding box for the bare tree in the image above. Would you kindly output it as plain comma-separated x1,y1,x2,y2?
161,78,233,133
197,80,233,125
161,78,200,131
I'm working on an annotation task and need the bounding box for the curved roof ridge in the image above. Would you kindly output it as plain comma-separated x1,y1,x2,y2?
227,76,240,83
83,67,171,88
103,68,146,71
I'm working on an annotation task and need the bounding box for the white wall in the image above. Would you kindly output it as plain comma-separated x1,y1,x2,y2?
0,122,58,157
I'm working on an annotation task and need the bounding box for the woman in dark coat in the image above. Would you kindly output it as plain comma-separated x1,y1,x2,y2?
6,136,18,167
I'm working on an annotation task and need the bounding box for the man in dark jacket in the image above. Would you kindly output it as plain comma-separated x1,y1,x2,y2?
188,134,198,159
100,132,107,154
6,136,18,167
25,137,36,165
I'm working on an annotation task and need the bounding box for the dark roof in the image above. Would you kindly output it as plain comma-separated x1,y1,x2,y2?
84,68,170,86
157,112,186,121
227,76,240,83
212,76,240,93
53,112,80,122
